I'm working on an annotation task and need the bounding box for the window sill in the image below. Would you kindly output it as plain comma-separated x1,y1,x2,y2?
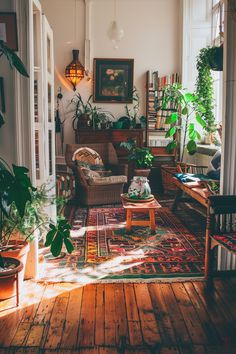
196,144,220,156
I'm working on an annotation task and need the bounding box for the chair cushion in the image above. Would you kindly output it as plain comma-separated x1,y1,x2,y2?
212,232,236,253
72,147,104,167
88,175,127,186
80,167,112,179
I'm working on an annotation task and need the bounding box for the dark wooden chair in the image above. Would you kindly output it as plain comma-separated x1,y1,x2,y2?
205,195,236,286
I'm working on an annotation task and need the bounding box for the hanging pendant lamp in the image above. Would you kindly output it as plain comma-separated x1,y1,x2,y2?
65,49,85,91
107,0,124,49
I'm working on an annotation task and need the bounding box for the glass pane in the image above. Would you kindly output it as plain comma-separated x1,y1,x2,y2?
47,36,51,73
35,130,40,180
48,130,53,176
34,78,39,123
48,83,52,122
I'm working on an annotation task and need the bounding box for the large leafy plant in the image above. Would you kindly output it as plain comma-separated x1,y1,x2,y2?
0,40,29,128
120,139,154,169
195,46,222,133
162,83,206,162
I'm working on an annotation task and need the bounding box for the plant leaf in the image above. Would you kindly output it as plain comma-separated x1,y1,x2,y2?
64,238,74,254
196,113,206,127
165,112,178,124
165,126,176,138
45,229,56,247
186,140,197,155
166,140,177,153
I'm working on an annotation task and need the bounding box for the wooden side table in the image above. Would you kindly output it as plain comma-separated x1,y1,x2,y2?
121,195,161,232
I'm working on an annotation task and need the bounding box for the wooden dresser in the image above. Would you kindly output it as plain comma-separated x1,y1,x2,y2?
75,129,144,158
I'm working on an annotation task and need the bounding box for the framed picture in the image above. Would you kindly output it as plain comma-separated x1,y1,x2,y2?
0,12,18,51
0,77,5,113
93,58,134,103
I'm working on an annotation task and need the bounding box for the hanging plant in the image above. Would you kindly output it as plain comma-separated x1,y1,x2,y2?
195,45,223,133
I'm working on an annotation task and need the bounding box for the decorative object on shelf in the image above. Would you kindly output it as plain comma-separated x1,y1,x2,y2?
127,176,152,200
65,49,85,91
71,92,93,130
161,83,206,161
0,12,18,51
91,105,115,129
107,0,124,49
93,58,134,103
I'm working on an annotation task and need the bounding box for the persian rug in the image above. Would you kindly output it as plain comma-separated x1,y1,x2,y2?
39,204,205,283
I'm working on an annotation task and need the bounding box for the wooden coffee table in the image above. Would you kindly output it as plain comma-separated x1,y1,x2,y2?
121,194,161,232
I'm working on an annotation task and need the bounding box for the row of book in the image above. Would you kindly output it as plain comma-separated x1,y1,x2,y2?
148,137,172,147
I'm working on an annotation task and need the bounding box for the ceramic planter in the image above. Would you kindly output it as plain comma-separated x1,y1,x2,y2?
134,168,151,178
0,257,23,301
128,176,151,199
1,240,30,282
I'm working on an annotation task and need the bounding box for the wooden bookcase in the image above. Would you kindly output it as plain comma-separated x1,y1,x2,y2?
145,70,180,160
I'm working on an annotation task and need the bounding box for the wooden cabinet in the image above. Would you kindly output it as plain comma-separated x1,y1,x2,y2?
75,129,144,158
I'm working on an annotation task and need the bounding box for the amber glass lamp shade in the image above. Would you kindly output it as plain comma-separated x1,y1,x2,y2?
65,50,85,91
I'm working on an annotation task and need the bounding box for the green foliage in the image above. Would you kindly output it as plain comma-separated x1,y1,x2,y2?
45,219,74,257
123,87,145,128
91,106,114,129
120,138,154,169
162,83,206,161
196,46,217,133
0,40,29,78
0,40,29,128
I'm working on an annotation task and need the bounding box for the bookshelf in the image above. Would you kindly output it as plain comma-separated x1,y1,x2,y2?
145,70,180,158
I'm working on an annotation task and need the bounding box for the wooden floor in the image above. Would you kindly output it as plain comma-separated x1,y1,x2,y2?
0,278,236,353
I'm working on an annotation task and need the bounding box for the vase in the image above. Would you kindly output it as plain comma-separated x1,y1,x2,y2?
128,176,151,199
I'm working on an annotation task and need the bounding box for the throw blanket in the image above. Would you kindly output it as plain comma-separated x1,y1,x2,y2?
174,173,210,183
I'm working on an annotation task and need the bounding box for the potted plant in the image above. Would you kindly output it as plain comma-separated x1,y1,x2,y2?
91,106,114,129
0,42,74,301
119,87,146,129
195,45,223,135
71,93,93,130
120,138,154,177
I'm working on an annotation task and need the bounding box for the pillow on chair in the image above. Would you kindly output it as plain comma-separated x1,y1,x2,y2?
72,147,104,167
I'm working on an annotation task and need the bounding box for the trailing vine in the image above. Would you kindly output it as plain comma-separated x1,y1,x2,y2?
196,46,217,133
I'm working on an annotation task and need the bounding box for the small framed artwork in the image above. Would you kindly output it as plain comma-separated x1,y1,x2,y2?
0,77,5,113
93,58,134,103
0,12,18,51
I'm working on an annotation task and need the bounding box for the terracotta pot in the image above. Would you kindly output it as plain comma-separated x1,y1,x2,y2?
1,240,29,282
0,257,23,300
134,168,151,178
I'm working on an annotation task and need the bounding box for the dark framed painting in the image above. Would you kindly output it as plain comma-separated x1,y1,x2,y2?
93,58,134,103
0,77,5,113
0,12,18,51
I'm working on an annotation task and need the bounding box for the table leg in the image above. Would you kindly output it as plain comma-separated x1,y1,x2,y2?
149,209,156,232
172,189,183,211
126,209,132,232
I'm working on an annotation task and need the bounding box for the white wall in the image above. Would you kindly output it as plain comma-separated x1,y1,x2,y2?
0,0,16,165
41,0,181,147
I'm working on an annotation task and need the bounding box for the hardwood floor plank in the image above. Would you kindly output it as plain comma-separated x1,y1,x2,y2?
77,284,96,347
104,284,116,345
60,286,83,349
124,284,143,346
25,324,45,347
134,283,161,346
193,281,236,344
95,284,105,346
171,282,207,344
33,284,57,324
184,282,220,345
9,322,31,346
149,283,176,345
159,284,191,345
114,283,128,346
43,295,69,349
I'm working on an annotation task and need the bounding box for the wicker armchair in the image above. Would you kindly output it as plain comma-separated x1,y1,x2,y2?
65,143,128,206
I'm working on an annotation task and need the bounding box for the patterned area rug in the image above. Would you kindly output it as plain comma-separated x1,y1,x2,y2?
39,202,205,283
